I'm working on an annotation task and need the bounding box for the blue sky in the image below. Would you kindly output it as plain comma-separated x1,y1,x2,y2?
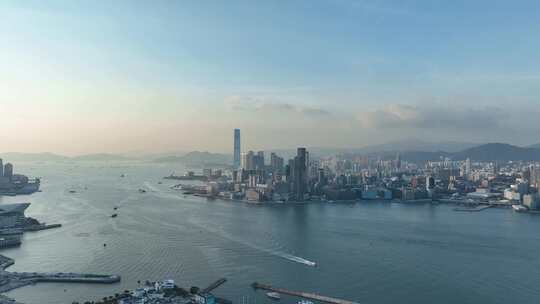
1,1,539,154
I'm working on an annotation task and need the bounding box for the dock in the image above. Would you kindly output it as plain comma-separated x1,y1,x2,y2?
252,282,359,304
454,205,492,212
0,271,120,293
24,223,62,232
202,278,227,294
0,253,120,294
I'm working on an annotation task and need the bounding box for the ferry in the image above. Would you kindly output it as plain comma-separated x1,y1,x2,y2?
266,292,281,300
512,205,527,212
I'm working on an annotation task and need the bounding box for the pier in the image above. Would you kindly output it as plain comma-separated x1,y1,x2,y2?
0,254,120,294
252,282,359,304
23,223,62,232
454,205,492,212
202,278,227,293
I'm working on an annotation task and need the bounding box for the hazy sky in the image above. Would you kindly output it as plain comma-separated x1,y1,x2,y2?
1,0,540,155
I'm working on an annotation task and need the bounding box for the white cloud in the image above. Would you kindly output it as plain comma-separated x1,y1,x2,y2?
225,95,331,117
358,103,505,130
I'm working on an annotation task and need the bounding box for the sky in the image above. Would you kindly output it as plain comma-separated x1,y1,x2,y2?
1,0,540,155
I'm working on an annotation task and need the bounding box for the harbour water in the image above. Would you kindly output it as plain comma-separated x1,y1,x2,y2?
1,162,540,304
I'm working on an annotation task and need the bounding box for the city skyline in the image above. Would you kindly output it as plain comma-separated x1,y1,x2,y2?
2,1,540,155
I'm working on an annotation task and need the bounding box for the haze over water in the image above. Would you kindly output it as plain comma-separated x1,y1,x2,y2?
0,162,538,304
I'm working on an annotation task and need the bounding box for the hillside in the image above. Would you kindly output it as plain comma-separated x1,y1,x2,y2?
451,143,540,161
153,151,231,166
71,153,133,161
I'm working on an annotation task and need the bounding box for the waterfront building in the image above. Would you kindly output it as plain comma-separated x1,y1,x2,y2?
504,188,521,201
523,193,540,210
233,129,241,169
0,203,30,229
290,148,308,201
3,163,13,181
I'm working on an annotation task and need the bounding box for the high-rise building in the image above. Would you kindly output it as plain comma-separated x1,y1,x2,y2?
270,153,284,173
465,158,471,176
233,129,241,169
395,152,401,170
241,151,256,170
4,163,13,180
0,159,3,177
254,151,265,170
292,148,308,201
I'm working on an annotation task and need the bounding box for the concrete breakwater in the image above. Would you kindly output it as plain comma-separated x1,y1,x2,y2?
0,202,119,303
0,254,121,294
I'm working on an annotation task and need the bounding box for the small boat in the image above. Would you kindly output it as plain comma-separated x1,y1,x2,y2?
113,207,118,210
158,181,163,184
512,205,527,212
298,300,314,304
138,189,146,193
120,174,125,178
266,292,281,300
111,214,118,218
68,190,76,193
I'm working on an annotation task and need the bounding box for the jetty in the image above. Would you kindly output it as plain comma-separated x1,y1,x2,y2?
454,205,492,212
0,254,120,294
252,282,359,304
202,278,227,294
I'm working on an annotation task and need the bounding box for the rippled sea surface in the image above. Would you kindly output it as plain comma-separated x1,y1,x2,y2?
1,162,540,304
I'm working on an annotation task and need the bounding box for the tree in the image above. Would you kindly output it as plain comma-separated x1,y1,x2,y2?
190,286,200,294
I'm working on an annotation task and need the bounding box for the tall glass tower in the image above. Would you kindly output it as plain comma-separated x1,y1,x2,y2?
233,129,241,168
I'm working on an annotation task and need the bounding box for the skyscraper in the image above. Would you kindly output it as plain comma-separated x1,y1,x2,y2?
4,163,13,180
0,159,3,177
292,148,308,201
241,151,255,170
233,129,241,169
255,151,265,170
270,153,284,173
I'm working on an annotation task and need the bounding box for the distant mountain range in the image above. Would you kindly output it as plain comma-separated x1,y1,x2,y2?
153,151,231,167
0,152,132,162
3,140,540,164
0,152,69,162
396,143,540,162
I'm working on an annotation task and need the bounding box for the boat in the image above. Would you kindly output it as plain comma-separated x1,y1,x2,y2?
512,205,528,212
266,292,281,300
138,189,146,193
298,300,314,304
111,214,118,218
113,207,118,210
120,174,125,178
69,190,76,193
158,181,163,184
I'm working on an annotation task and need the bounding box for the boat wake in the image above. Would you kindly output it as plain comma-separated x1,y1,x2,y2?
139,183,317,267
188,220,318,267
280,254,317,267
143,182,160,192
